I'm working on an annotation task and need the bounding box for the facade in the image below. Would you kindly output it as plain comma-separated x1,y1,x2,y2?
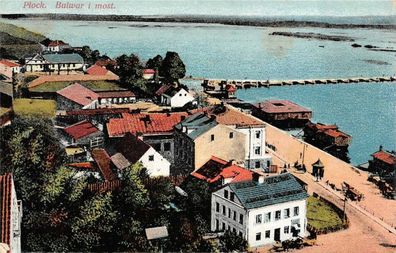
211,173,308,247
107,112,188,165
156,85,195,108
143,69,155,80
62,120,104,148
56,83,99,110
40,39,71,52
174,113,246,174
97,91,136,105
0,59,20,79
107,133,171,177
253,100,312,128
24,53,84,73
0,173,22,253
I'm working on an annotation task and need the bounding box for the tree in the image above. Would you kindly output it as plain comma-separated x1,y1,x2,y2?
219,230,248,252
115,54,144,85
160,51,186,83
146,54,163,70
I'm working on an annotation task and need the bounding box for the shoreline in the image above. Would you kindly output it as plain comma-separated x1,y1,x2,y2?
2,14,396,30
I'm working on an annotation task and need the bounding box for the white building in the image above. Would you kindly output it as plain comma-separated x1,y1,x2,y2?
211,173,308,247
24,53,84,73
0,59,20,79
0,173,22,253
40,39,71,52
156,85,196,108
107,133,171,177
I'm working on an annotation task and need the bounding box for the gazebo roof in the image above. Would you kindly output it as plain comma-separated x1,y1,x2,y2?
312,159,324,168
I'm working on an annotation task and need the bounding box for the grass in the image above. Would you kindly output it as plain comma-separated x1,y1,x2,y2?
306,196,344,230
13,99,56,118
0,107,11,116
29,80,124,92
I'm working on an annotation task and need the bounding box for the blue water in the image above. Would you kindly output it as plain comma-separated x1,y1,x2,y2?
2,18,395,164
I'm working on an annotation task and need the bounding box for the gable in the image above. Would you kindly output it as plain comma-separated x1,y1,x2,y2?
214,185,244,206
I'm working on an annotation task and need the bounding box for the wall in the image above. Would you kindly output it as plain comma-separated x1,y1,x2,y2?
195,124,246,169
56,95,83,111
170,89,195,108
143,134,175,164
10,178,21,253
139,147,171,177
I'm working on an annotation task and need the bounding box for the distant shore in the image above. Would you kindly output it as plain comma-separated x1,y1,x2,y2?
2,14,396,30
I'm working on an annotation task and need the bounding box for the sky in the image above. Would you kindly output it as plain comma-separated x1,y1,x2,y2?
1,0,396,16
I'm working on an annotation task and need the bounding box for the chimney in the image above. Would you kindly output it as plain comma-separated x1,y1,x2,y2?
253,173,265,184
379,145,383,151
181,115,186,121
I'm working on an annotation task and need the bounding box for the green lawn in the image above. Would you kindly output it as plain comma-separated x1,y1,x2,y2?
29,80,124,92
13,99,56,118
306,196,344,230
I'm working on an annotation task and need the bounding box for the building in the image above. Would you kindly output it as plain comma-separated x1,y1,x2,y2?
191,156,253,189
107,112,188,165
253,100,312,128
56,83,99,110
91,149,118,181
174,113,246,174
86,64,118,76
63,107,129,124
368,148,396,176
40,39,71,52
0,173,22,253
156,85,195,108
107,133,171,177
211,173,308,247
204,105,272,170
143,69,156,80
0,81,13,127
0,59,20,79
24,53,84,73
62,120,104,148
304,122,352,148
97,91,136,105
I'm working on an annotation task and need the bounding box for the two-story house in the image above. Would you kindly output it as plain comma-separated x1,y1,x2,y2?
24,53,84,73
211,173,308,247
174,112,246,174
155,84,195,108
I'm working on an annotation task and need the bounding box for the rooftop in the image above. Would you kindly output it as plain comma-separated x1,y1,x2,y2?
91,149,117,181
97,90,135,99
201,105,264,127
107,112,188,137
66,108,129,116
229,173,308,209
192,156,253,184
57,83,99,106
63,120,100,140
175,112,218,140
107,133,151,165
255,100,312,114
86,64,109,76
0,59,20,68
371,150,396,165
145,226,168,240
43,53,84,64
155,84,172,96
0,173,13,246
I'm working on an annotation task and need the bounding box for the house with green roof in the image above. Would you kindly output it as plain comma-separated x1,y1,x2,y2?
211,173,308,247
24,53,84,73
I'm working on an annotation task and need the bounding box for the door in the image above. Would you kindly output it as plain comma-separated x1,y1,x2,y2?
274,228,281,241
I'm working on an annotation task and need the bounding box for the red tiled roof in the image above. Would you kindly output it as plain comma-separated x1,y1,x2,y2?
107,133,151,164
92,149,117,181
97,90,135,98
63,120,100,140
0,59,20,68
324,129,350,138
48,40,68,47
192,156,253,185
57,83,99,106
107,112,188,137
86,64,109,76
255,100,312,114
144,69,155,74
306,122,338,131
371,150,396,165
225,84,237,92
66,108,129,116
0,173,13,246
66,162,95,170
155,84,172,96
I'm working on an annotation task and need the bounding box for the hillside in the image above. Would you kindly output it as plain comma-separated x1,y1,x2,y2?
0,22,45,42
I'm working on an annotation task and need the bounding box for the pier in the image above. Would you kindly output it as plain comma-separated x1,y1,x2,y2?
202,76,396,90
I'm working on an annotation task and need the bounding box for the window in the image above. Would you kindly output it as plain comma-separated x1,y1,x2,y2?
233,211,237,221
265,230,271,238
256,232,261,241
228,208,231,218
233,227,236,233
222,206,226,215
275,210,281,221
224,190,229,199
255,161,261,168
255,214,262,224
254,146,261,155
164,142,171,151
153,143,161,151
216,202,220,212
256,130,261,138
229,132,234,139
148,155,154,161
179,93,182,96
216,219,219,230
239,214,243,225
211,134,215,141
239,231,243,237
230,192,235,202
294,206,299,216
228,225,231,230
284,208,290,219
284,226,290,234
264,212,271,223
222,222,226,230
